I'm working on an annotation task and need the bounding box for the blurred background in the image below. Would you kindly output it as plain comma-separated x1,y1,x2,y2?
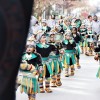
33,0,100,20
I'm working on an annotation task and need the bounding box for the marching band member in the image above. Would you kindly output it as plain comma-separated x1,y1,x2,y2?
63,19,72,32
54,24,64,34
41,19,51,35
36,33,56,93
17,44,43,100
71,27,82,69
58,15,64,28
79,23,88,54
48,33,63,87
62,33,76,77
26,34,37,45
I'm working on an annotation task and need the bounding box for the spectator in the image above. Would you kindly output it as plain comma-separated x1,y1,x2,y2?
85,15,93,27
92,15,100,35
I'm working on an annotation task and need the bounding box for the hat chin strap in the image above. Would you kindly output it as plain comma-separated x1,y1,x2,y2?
26,52,31,54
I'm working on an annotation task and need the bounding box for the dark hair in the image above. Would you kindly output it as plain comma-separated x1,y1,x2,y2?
60,16,63,19
51,15,55,19
72,27,77,33
39,34,46,40
88,15,92,19
50,34,55,37
36,21,38,24
71,27,78,34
